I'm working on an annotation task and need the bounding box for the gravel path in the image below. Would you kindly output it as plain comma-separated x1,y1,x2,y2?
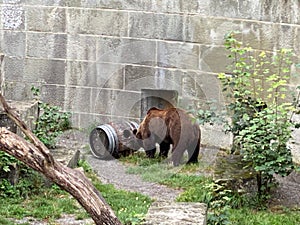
86,155,182,202
55,129,183,202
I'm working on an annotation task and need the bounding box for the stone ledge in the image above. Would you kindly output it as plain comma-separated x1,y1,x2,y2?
143,201,207,225
0,100,38,136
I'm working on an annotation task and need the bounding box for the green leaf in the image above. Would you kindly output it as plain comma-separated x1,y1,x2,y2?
3,165,10,172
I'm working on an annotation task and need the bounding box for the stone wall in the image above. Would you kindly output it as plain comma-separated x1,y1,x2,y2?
1,0,300,149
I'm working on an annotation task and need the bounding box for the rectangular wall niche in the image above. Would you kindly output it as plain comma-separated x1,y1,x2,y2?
140,89,178,119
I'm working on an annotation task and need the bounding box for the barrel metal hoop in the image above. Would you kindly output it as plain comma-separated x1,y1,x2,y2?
129,121,139,130
107,124,119,153
97,124,118,154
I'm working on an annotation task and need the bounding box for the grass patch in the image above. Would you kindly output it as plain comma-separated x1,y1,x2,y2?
161,174,212,203
0,188,83,223
84,160,153,224
229,208,300,225
121,154,300,225
0,217,30,225
94,183,152,224
126,163,175,183
121,153,213,204
0,160,152,225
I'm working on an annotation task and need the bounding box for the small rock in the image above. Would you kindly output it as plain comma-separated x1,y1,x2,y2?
143,201,207,225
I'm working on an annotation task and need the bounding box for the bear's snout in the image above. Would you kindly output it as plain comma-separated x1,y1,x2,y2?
133,128,143,140
132,128,144,147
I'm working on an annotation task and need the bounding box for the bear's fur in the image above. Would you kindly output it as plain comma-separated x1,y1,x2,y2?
133,107,201,166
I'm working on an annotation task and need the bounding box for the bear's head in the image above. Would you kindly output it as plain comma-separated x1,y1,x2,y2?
133,107,168,151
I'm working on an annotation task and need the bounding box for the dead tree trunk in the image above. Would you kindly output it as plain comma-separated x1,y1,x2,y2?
0,93,122,225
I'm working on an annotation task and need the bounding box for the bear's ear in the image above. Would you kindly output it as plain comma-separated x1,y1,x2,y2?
147,107,160,114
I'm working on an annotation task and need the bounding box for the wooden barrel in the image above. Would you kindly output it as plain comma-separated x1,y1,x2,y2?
89,121,139,159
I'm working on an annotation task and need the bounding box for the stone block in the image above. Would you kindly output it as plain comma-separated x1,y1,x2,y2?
294,27,300,56
236,0,262,20
157,41,199,70
129,12,184,41
259,0,300,24
3,57,24,81
23,0,66,6
182,72,197,98
69,111,80,128
95,63,124,89
179,97,209,112
207,0,239,18
67,8,128,36
0,100,38,136
143,201,207,225
290,59,300,86
124,65,156,91
90,88,113,115
27,33,67,59
97,37,156,66
140,89,178,118
290,143,300,165
64,86,92,113
186,16,242,45
290,115,300,164
1,30,25,57
75,112,112,129
41,84,65,108
5,58,65,85
1,4,25,30
110,90,141,118
67,35,96,61
0,6,2,29
66,61,124,89
201,124,233,150
4,81,37,101
242,21,278,51
154,68,183,93
276,24,296,49
199,45,230,74
66,61,95,87
24,58,66,85
65,0,157,11
156,0,210,14
26,7,66,32
194,72,224,103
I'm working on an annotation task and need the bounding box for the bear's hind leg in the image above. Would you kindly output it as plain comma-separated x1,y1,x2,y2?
171,142,186,166
187,141,200,164
159,141,170,158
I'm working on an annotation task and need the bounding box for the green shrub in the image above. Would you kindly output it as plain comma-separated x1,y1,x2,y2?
0,152,18,173
0,86,71,200
31,86,71,148
218,31,295,199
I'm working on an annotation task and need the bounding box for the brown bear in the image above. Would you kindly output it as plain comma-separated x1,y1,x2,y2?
133,107,201,166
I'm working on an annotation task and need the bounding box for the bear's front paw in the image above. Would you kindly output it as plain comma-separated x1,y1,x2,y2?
173,161,180,167
145,150,156,158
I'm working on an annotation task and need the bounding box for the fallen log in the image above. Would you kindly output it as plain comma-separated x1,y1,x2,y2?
0,93,122,225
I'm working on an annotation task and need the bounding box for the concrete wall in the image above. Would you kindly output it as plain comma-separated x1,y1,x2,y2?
1,0,300,147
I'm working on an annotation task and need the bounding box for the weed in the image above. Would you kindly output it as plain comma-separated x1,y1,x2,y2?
78,159,93,173
31,86,71,149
